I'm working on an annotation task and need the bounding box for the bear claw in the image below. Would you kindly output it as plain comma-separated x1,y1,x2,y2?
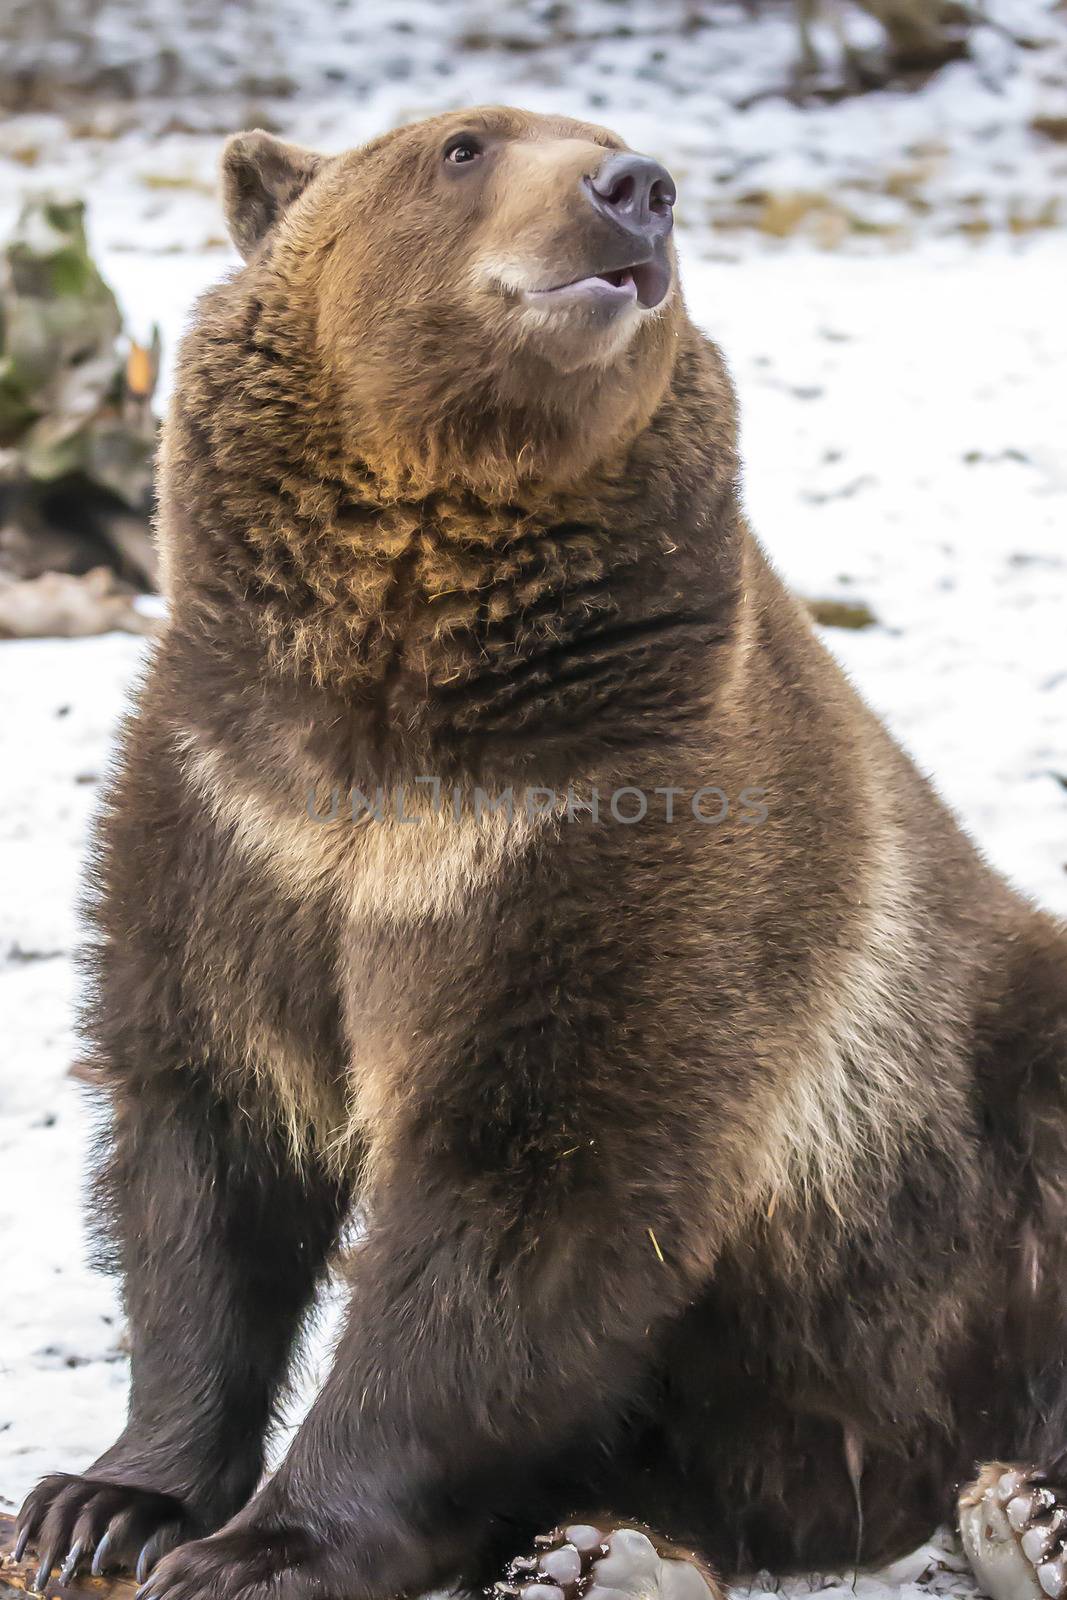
59,1541,86,1587
91,1530,115,1577
960,1465,1067,1600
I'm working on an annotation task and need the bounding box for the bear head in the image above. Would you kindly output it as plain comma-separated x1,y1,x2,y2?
219,106,686,494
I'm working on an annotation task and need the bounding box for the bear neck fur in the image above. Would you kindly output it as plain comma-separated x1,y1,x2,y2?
158,260,748,771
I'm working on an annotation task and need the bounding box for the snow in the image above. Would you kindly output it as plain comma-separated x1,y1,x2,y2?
0,3,1065,1595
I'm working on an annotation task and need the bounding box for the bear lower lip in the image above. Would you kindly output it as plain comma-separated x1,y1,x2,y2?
528,271,637,307
526,259,669,312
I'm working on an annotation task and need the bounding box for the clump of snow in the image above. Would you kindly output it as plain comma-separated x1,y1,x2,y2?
0,8,1065,1600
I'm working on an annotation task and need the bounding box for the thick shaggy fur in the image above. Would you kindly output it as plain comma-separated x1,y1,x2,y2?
17,107,1067,1600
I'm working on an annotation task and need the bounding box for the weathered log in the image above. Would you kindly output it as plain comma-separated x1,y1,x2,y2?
0,1515,137,1600
0,567,154,639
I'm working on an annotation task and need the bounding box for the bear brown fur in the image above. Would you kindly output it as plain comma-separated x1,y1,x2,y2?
16,105,1067,1600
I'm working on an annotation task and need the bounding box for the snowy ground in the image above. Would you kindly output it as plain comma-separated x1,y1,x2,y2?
1,5,1065,1599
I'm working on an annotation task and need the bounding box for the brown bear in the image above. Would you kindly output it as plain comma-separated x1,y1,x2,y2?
14,105,1067,1600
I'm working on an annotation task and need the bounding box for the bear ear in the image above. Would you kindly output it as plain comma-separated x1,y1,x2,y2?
221,130,324,259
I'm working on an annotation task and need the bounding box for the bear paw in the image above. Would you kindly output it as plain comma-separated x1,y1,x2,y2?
14,1473,196,1589
959,1464,1067,1600
491,1522,722,1600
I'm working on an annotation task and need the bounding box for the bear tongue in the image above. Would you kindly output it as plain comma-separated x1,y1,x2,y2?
525,270,638,309
562,271,637,305
596,268,634,290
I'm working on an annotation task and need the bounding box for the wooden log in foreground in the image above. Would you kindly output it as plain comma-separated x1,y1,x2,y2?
0,1515,136,1600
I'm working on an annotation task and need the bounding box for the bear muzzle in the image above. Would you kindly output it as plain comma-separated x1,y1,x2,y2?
521,151,675,313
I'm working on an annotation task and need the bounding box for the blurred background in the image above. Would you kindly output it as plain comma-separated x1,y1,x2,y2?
1,3,1065,1587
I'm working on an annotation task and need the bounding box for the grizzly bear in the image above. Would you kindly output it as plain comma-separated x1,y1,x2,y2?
15,106,1067,1600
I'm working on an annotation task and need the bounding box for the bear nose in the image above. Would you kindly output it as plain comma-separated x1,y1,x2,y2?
586,152,676,239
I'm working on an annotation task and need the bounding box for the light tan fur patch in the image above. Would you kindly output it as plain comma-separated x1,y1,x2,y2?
176,732,554,928
173,728,558,1167
750,829,959,1231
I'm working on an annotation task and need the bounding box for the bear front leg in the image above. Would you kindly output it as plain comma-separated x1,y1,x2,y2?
135,1018,723,1600
15,1066,349,1588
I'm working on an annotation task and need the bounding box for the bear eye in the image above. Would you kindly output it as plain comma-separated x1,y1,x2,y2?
444,137,482,166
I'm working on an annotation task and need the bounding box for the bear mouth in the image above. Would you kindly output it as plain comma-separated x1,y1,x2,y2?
525,256,670,312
